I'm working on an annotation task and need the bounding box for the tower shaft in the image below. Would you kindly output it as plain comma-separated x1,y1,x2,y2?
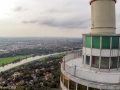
90,0,116,34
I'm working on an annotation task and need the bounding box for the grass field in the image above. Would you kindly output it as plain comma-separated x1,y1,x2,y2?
6,53,65,68
0,55,31,66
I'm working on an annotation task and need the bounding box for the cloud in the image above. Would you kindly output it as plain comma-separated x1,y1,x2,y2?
40,18,90,29
22,20,39,23
22,17,90,29
13,6,27,12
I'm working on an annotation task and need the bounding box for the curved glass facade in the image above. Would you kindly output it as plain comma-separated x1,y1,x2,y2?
83,35,120,70
82,35,120,49
61,76,100,90
85,55,119,70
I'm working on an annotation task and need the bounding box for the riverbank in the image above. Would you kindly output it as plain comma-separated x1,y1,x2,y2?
0,53,60,72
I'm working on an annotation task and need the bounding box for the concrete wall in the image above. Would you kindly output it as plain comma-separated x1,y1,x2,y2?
91,0,116,34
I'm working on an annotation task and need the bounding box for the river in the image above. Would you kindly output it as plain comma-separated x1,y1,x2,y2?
0,53,60,72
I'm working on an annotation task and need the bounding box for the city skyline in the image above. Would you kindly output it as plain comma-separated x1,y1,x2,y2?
0,0,120,37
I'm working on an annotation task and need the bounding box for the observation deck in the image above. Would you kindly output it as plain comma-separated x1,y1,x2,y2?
60,51,120,90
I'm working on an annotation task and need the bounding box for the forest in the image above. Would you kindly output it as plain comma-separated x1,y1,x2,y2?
0,54,65,90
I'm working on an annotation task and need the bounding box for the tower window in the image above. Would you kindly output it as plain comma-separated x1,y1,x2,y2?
100,57,109,69
86,56,90,65
112,37,119,49
85,36,91,48
69,79,76,90
64,75,68,88
110,57,118,69
102,36,110,49
78,84,87,90
92,36,100,48
91,56,99,68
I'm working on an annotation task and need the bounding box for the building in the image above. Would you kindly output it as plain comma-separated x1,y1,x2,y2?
60,0,120,90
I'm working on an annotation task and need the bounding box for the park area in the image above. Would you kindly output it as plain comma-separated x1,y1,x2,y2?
0,55,31,66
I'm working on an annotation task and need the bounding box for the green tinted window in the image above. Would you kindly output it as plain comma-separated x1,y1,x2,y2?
83,36,85,46
112,37,119,49
85,36,91,48
102,36,110,49
92,36,100,48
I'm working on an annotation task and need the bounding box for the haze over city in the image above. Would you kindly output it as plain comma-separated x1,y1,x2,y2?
0,0,120,37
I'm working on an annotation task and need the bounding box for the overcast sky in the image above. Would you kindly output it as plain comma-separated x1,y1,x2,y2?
0,0,120,37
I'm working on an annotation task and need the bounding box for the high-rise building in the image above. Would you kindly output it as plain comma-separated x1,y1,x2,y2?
60,0,120,90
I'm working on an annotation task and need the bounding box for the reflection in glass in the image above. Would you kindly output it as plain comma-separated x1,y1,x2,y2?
64,75,68,88
100,57,109,69
110,57,118,69
69,79,76,90
77,84,87,90
91,56,99,68
86,56,90,65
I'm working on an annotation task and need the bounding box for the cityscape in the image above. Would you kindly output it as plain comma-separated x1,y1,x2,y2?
0,37,82,54
0,37,82,90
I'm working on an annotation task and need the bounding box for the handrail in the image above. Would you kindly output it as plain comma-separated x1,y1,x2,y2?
61,51,120,86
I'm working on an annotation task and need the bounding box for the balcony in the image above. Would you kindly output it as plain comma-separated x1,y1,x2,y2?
61,51,120,89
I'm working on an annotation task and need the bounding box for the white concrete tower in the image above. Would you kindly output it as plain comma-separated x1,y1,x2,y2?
60,0,120,90
90,0,117,34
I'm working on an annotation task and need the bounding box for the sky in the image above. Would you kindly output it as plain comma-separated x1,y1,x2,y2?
0,0,120,37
